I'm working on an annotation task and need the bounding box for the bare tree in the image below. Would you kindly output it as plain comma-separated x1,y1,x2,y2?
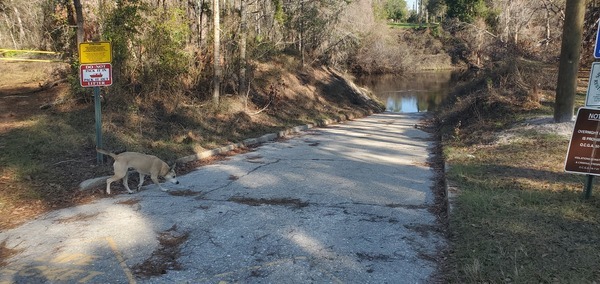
239,0,248,96
541,0,566,45
212,0,221,105
493,0,539,45
12,6,25,45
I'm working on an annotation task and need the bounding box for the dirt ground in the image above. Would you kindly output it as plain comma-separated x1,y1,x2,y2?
0,62,67,128
0,61,97,228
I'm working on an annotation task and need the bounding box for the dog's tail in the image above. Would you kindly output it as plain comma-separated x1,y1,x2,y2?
96,148,118,159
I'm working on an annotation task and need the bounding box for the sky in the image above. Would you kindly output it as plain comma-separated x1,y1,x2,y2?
406,0,417,11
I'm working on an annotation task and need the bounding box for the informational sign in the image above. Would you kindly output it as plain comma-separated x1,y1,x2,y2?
585,62,600,107
565,107,600,175
595,23,600,58
80,63,112,87
78,42,112,64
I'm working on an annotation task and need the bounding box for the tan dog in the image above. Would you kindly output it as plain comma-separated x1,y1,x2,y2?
96,148,179,194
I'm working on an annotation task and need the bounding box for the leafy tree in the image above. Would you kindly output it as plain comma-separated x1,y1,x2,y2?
384,0,408,21
446,0,487,22
273,0,285,25
427,0,447,22
102,0,145,83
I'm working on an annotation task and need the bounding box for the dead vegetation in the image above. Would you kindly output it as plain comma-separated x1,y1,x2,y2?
132,225,190,277
228,196,310,209
436,57,557,145
54,212,100,224
0,241,21,267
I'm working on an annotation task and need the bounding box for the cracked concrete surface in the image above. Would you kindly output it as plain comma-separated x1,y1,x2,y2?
0,112,446,283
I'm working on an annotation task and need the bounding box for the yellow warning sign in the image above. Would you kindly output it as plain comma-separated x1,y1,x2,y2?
78,42,112,64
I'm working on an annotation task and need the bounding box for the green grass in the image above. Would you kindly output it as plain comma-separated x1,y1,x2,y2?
0,111,94,197
445,132,600,282
448,188,600,282
388,22,439,29
442,84,600,282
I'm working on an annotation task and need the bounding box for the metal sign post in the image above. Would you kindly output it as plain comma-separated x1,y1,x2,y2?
79,63,112,164
94,87,103,164
566,21,600,198
585,174,594,199
78,42,112,165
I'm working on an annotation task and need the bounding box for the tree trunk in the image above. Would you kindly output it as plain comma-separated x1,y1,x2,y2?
300,0,305,67
74,0,84,44
212,0,221,106
197,0,204,46
12,7,25,46
546,6,551,45
554,0,586,122
3,13,18,48
239,0,247,97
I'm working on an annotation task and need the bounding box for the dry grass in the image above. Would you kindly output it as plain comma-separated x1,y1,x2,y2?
438,59,600,282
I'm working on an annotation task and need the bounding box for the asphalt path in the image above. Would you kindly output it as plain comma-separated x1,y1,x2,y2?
0,112,446,283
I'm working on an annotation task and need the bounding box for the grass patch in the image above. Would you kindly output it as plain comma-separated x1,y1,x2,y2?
440,59,600,282
389,22,439,29
447,188,600,282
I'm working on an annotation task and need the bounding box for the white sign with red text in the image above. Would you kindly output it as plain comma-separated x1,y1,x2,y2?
80,63,112,87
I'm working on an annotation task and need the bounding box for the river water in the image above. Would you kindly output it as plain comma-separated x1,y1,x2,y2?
356,71,457,113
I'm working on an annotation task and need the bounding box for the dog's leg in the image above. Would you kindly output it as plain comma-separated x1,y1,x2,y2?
106,173,125,195
136,172,145,192
106,162,128,195
106,177,117,195
122,171,134,194
151,174,168,192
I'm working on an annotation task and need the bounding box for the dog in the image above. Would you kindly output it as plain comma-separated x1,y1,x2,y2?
96,148,179,194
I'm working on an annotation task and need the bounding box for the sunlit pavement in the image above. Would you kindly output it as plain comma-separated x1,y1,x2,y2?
0,112,446,283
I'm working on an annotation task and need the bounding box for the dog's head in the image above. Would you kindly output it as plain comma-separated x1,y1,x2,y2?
164,163,180,185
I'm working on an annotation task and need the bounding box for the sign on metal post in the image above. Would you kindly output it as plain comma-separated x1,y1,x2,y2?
78,42,112,64
565,107,600,198
80,64,112,87
565,20,600,198
79,42,112,164
595,22,600,58
585,62,600,107
565,107,600,175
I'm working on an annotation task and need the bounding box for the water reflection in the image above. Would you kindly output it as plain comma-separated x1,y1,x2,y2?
356,71,456,113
